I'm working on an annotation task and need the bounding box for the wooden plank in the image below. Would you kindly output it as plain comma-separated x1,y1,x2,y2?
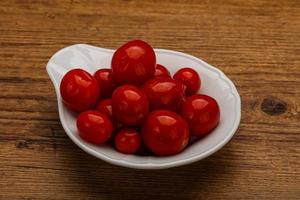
0,0,299,199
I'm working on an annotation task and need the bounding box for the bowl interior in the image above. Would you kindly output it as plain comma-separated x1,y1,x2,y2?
46,44,241,169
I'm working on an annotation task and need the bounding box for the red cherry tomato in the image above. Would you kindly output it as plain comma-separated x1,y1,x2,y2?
111,40,156,86
154,64,170,77
77,110,113,144
173,67,201,96
94,69,116,98
60,69,100,112
96,98,123,132
142,110,189,156
180,94,220,136
115,129,141,154
96,99,113,118
112,85,149,125
142,77,185,111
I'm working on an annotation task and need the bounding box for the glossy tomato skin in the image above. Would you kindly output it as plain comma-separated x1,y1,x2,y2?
142,77,185,111
112,85,149,126
154,64,171,77
77,110,113,144
96,98,123,131
111,40,156,85
115,129,141,154
142,110,189,156
96,99,113,118
94,69,116,98
181,94,220,136
173,67,201,96
60,69,100,112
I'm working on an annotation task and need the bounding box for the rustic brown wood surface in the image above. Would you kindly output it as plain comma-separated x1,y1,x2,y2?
0,0,299,199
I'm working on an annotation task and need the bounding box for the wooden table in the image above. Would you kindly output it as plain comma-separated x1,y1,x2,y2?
1,0,299,199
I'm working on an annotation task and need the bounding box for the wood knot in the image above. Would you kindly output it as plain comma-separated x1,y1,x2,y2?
261,96,287,115
16,140,29,149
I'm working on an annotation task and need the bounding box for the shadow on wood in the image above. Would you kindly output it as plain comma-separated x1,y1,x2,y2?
60,141,234,200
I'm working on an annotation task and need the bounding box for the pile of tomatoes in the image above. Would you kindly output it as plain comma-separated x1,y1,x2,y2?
60,40,220,156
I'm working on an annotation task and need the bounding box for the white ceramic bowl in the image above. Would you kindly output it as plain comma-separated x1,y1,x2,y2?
46,44,241,169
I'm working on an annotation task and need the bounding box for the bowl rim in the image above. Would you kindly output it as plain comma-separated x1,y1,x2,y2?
46,44,241,169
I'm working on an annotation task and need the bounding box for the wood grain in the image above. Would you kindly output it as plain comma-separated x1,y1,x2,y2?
0,0,299,199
